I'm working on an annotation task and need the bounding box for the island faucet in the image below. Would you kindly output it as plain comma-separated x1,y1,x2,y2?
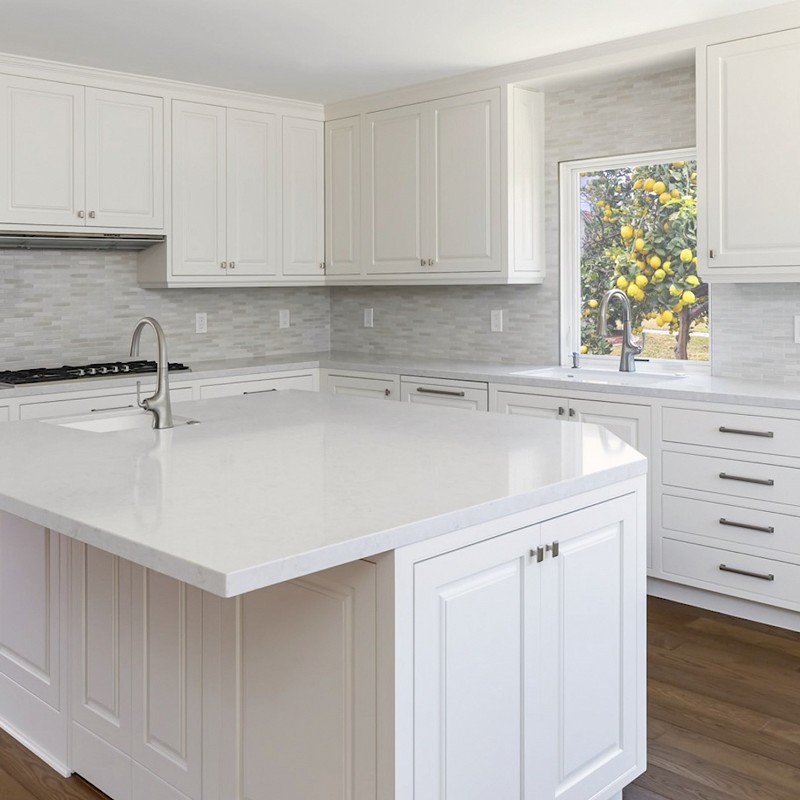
129,317,173,429
597,288,643,373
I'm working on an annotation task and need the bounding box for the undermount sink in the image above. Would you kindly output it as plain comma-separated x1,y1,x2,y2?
512,366,686,386
44,410,198,433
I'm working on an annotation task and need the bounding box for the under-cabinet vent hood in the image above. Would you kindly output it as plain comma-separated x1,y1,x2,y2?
0,232,165,251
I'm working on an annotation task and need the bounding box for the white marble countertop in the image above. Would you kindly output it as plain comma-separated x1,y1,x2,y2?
0,391,645,597
1,350,798,410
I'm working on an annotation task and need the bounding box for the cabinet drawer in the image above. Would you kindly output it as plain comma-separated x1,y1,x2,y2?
662,450,800,507
326,373,399,400
198,373,315,399
662,407,800,458
661,537,800,609
661,494,800,556
400,377,488,411
19,386,192,420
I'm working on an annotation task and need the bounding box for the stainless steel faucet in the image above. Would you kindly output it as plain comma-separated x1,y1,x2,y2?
129,317,173,429
597,289,643,373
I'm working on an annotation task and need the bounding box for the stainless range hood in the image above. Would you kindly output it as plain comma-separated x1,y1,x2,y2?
0,231,165,251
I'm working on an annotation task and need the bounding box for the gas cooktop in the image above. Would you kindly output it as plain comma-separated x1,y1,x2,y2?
0,360,190,387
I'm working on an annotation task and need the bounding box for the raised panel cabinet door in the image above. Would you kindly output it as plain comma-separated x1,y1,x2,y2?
707,29,800,271
71,542,133,800
282,116,324,276
171,100,227,276
412,527,539,800
537,495,644,800
85,88,164,229
0,75,85,226
568,398,650,458
325,116,361,276
131,567,202,799
227,108,279,276
220,560,376,800
364,105,426,274
429,89,501,273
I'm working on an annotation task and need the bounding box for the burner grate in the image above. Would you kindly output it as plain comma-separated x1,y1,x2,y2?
0,360,190,386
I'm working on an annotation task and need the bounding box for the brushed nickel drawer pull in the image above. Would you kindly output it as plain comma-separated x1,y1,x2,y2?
719,564,774,581
719,472,774,486
416,387,466,397
718,426,774,438
90,404,135,413
243,389,277,395
546,540,560,558
719,518,775,534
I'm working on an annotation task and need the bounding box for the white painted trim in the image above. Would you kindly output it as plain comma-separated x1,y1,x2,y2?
558,147,702,372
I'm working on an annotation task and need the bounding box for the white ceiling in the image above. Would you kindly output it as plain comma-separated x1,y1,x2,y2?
0,0,793,104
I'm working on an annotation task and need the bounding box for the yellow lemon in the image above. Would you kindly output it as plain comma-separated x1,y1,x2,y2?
626,283,638,298
620,225,634,240
588,299,598,308
634,237,646,252
616,275,628,290
672,302,684,313
685,275,700,287
661,309,674,323
636,260,646,270
655,313,664,327
671,188,681,198
653,268,666,282
635,228,644,238
649,255,661,268
662,260,672,273
643,178,655,192
669,284,682,297
653,181,666,195
680,248,693,263
580,345,588,355
659,192,671,204
672,161,685,168
633,179,643,190
635,274,648,288
682,290,696,305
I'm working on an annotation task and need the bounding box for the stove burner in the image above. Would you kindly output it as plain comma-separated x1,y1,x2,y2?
0,360,190,386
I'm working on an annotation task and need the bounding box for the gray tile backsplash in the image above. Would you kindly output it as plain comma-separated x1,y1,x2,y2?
0,251,329,367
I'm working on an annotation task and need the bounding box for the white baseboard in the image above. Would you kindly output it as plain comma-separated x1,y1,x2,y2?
0,715,70,777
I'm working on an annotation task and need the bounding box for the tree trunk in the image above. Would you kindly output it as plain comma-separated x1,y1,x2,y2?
674,309,691,360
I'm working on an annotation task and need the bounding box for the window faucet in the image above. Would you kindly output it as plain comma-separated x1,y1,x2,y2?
597,289,643,373
129,317,173,429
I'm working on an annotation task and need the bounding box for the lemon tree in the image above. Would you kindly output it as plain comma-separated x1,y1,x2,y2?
580,160,706,360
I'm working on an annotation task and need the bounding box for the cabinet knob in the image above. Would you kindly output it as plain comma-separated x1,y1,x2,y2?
709,249,716,259
319,262,326,270
420,259,426,267
427,258,434,266
229,261,235,269
558,406,565,416
384,388,391,397
220,262,227,269
88,210,96,219
77,210,85,219
568,408,576,417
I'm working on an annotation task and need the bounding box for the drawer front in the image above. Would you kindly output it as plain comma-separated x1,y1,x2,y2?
400,378,488,411
661,493,800,556
662,450,800,507
19,386,193,420
661,537,800,609
662,407,800,458
327,374,399,400
199,373,314,399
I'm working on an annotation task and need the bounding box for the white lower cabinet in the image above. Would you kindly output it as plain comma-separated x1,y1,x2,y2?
400,376,488,411
325,370,400,400
197,369,318,399
397,490,644,800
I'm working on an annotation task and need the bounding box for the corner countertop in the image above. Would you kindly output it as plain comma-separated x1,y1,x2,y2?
1,349,799,410
0,391,645,597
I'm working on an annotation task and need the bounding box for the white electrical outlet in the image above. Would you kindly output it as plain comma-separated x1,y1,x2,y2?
490,309,503,333
279,309,290,329
795,315,800,344
363,308,374,328
195,312,207,334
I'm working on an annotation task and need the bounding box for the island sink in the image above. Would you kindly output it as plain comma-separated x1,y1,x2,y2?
44,410,197,432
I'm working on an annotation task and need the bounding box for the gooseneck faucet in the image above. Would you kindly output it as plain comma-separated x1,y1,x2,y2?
597,289,643,373
129,317,173,429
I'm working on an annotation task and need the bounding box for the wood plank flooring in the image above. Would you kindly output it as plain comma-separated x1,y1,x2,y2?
0,596,797,799
625,597,800,800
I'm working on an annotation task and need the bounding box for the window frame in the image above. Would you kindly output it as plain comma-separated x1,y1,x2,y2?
559,146,708,373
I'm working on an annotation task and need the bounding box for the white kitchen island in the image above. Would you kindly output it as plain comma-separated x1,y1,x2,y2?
0,391,647,800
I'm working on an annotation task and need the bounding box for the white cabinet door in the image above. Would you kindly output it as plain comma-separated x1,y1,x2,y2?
85,89,164,229
569,397,650,457
706,28,800,276
325,116,361,276
172,100,227,276
0,75,84,226
493,389,566,421
429,90,501,273
413,527,536,800
227,108,279,276
326,371,399,400
538,496,643,800
365,105,426,274
282,117,324,276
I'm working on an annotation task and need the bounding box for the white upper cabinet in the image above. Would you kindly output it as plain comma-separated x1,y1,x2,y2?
282,116,324,276
171,101,281,280
325,116,361,276
703,28,800,281
328,86,543,285
0,75,163,230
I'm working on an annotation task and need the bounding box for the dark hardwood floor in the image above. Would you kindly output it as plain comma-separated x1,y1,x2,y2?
0,596,798,799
